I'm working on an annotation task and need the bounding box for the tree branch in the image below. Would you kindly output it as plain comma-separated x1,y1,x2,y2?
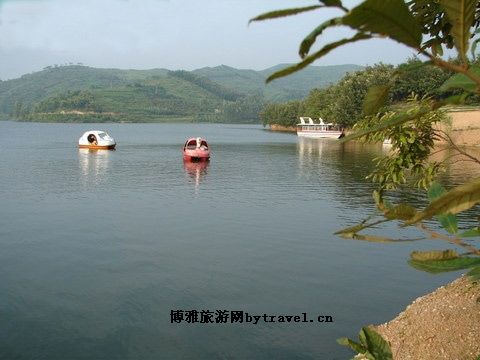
417,223,480,256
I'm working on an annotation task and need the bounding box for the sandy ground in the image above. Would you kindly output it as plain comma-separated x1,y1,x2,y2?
373,276,480,360
438,110,480,147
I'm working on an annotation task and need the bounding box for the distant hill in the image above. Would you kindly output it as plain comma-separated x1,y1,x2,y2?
0,63,362,123
260,64,363,99
193,64,363,101
0,66,170,115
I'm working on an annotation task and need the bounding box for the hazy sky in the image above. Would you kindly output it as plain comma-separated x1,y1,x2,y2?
0,0,417,79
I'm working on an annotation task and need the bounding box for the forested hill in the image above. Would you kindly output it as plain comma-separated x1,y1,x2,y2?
193,64,363,102
0,64,361,123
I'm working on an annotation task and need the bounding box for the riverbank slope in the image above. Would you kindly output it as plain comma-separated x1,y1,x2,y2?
373,276,480,359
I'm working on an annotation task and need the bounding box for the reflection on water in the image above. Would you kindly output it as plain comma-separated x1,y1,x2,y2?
296,137,386,209
297,137,384,163
431,146,480,185
297,136,327,158
78,149,111,187
183,160,209,193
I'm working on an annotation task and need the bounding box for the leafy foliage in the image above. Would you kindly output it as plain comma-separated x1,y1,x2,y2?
262,64,395,127
266,33,372,83
410,249,459,261
33,90,100,113
467,266,480,280
439,0,477,60
406,178,480,224
391,58,453,101
342,0,422,48
260,59,463,128
409,256,480,273
427,182,459,233
249,5,322,23
350,97,445,190
440,64,480,92
338,327,393,360
260,100,304,127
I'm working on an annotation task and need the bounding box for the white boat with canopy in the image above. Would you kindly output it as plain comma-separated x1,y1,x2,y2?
296,117,344,139
78,130,116,150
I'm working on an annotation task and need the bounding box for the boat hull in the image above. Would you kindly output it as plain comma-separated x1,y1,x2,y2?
79,144,116,150
183,149,210,161
183,154,210,161
297,131,342,139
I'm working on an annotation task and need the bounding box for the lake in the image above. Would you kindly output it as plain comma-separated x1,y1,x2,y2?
0,121,470,359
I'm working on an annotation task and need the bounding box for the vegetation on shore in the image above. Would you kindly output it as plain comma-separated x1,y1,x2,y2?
260,58,471,128
1,63,359,123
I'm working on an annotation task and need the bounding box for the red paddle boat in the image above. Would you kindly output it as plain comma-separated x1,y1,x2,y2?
183,137,210,161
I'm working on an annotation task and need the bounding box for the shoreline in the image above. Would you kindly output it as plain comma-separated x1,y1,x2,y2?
268,124,297,133
373,276,480,360
267,110,480,146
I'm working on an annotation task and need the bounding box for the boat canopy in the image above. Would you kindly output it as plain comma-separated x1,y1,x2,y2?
318,117,334,126
298,117,335,126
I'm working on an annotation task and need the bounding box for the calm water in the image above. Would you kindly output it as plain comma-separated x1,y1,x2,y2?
0,121,472,359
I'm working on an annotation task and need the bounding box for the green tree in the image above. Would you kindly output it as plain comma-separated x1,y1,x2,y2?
327,64,394,126
260,100,303,126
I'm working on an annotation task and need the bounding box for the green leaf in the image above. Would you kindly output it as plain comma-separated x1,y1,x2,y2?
348,234,424,243
439,0,477,61
432,41,444,57
337,337,367,354
384,203,417,220
410,249,459,261
460,227,480,237
334,223,370,236
438,214,458,234
320,0,344,7
409,256,480,273
427,182,459,233
359,327,393,360
342,0,422,49
467,266,480,280
267,33,371,83
299,18,343,58
439,65,480,92
428,182,447,200
340,105,432,142
249,5,322,23
404,178,480,225
432,93,469,109
471,29,480,59
472,38,480,60
363,84,391,116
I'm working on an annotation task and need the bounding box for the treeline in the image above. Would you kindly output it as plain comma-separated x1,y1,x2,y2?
16,84,264,123
33,90,100,113
198,95,265,123
260,59,458,127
